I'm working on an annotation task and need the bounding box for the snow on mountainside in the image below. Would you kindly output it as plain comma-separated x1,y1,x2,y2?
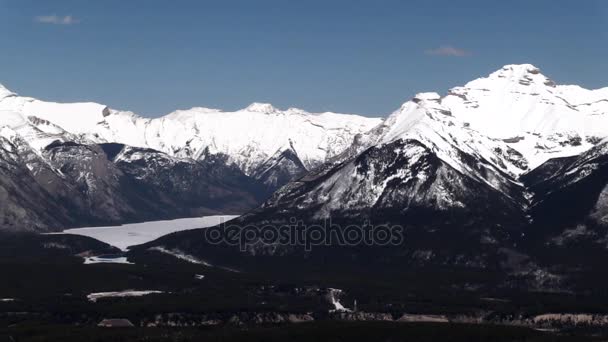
0,85,381,179
142,104,381,174
251,92,532,226
0,82,379,232
217,64,608,256
1,64,606,178
443,64,608,168
145,65,608,273
369,92,529,179
1,63,608,237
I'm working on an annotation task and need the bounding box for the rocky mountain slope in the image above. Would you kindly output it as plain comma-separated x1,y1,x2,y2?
525,139,608,242
0,126,266,232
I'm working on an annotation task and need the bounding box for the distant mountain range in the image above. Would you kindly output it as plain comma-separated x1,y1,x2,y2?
0,83,379,231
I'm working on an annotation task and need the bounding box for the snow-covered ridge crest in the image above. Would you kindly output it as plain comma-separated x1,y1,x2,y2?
0,87,382,177
421,63,607,170
137,103,381,174
1,63,607,177
0,83,15,100
372,91,529,179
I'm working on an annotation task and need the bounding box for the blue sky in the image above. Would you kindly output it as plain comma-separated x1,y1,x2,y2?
0,0,606,117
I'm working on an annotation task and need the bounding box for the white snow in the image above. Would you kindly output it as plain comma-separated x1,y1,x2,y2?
328,288,352,312
87,290,164,302
377,92,530,177
148,246,213,266
0,110,26,128
22,101,109,134
138,105,381,174
63,215,238,251
0,83,15,100
84,256,133,265
352,64,608,177
149,246,240,272
441,64,608,168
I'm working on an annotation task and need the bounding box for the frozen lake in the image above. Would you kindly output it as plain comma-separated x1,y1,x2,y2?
61,215,239,251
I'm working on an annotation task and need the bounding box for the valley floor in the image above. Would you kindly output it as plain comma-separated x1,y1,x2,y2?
2,232,608,341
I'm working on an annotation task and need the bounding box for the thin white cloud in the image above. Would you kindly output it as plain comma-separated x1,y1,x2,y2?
34,15,80,25
425,46,471,57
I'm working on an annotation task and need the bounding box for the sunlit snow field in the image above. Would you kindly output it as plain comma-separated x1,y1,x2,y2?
61,215,238,251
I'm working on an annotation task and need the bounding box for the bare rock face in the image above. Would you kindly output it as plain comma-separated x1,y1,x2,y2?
0,136,72,231
525,141,608,245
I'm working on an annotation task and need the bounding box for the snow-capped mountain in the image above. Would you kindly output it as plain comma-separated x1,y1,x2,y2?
148,64,608,269
0,83,380,231
443,64,608,168
239,64,608,223
0,126,267,231
0,84,381,181
2,63,608,237
234,93,533,239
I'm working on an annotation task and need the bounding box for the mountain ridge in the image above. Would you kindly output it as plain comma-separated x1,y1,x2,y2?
0,86,382,177
1,63,608,235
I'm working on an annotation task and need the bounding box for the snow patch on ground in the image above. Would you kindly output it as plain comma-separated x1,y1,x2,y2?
62,215,238,251
328,288,352,312
149,246,213,266
149,246,240,273
84,256,133,265
87,290,164,302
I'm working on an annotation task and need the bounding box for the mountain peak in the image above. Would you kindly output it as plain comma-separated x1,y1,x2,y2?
500,63,541,73
0,83,15,100
487,63,556,87
243,102,280,114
